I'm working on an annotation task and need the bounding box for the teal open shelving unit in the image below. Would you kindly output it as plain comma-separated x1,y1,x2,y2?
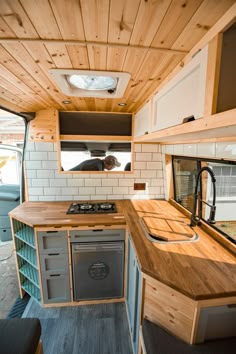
12,218,41,303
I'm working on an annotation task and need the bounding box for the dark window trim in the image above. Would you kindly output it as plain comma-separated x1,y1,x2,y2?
172,155,236,245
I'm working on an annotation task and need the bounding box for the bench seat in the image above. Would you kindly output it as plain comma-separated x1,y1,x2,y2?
142,319,236,354
0,318,42,354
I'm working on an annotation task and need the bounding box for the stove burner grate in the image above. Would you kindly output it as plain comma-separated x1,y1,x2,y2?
67,202,117,214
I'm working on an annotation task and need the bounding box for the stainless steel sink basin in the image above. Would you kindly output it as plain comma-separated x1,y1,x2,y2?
139,217,199,244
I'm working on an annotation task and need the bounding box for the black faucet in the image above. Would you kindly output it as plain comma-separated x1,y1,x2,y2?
190,166,216,227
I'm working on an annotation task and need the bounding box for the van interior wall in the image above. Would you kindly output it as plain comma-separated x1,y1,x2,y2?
24,141,164,201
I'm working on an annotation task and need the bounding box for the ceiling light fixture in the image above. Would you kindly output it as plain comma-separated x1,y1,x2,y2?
62,100,72,104
49,69,131,98
118,102,127,106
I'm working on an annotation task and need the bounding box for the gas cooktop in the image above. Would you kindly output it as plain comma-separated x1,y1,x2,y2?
67,202,117,214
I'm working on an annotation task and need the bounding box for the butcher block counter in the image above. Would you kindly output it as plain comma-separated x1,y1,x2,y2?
9,199,236,301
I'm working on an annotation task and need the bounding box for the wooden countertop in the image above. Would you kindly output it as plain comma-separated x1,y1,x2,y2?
8,201,126,227
9,200,236,301
122,200,236,301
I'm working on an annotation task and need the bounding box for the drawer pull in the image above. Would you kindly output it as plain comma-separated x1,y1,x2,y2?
50,274,60,277
48,253,60,256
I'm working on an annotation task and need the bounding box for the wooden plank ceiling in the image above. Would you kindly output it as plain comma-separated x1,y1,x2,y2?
0,0,234,114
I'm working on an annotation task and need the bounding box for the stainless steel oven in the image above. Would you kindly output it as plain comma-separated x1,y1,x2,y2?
70,229,125,301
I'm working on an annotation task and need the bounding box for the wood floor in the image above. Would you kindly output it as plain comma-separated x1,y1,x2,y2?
22,299,133,354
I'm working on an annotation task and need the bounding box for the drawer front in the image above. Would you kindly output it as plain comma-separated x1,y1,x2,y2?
0,228,12,241
0,215,10,229
41,273,71,304
70,228,125,243
40,253,69,273
37,231,68,254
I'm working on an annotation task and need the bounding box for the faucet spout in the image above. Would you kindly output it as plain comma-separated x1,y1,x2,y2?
190,166,216,227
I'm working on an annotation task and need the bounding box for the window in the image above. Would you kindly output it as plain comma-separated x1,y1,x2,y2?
173,156,236,244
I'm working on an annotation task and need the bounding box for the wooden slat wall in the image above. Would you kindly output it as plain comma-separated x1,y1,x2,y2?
0,0,235,114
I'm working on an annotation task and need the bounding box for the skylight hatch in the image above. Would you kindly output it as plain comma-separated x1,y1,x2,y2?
49,69,130,98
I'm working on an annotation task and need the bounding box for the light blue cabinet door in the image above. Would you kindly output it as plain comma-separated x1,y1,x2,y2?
127,236,136,335
126,235,142,354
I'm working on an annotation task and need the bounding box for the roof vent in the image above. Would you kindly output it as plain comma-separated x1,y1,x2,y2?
49,69,130,98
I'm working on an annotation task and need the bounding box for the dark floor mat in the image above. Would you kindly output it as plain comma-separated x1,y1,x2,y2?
6,294,30,319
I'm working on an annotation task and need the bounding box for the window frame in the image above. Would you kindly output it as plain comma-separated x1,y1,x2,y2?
172,155,236,244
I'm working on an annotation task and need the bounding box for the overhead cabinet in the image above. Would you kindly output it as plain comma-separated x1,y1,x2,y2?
151,45,208,132
134,101,151,137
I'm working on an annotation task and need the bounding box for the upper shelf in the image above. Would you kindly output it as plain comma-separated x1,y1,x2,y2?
134,108,236,143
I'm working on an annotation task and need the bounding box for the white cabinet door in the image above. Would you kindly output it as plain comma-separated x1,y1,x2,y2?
151,45,208,132
134,101,151,137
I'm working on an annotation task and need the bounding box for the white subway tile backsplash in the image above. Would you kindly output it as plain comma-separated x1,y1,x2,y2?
151,153,162,161
79,187,96,195
25,138,165,200
173,144,184,155
73,195,90,201
37,170,54,178
55,196,72,201
134,144,142,152
42,161,58,170
30,151,48,161
163,145,174,154
134,161,146,170
26,170,37,179
38,196,56,201
44,187,61,196
50,179,67,187
147,161,162,170
32,179,49,187
142,144,159,153
25,161,42,170
215,142,236,159
34,142,54,152
102,179,118,187
26,142,35,152
135,152,152,161
90,173,108,179
28,187,44,195
48,152,58,160
24,152,30,161
107,195,124,200
90,195,107,200
85,179,102,187
28,196,38,201
96,187,113,195
113,186,129,194
141,170,156,178
150,179,163,187
61,187,78,195
197,143,216,157
67,179,84,187
183,144,197,156
119,179,134,187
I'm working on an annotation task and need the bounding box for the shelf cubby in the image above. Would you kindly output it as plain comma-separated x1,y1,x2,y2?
21,279,41,302
19,263,39,288
17,245,37,269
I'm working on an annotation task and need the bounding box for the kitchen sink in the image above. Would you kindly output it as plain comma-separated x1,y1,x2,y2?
139,216,199,244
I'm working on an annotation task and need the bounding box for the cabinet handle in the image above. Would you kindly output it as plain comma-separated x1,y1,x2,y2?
92,229,104,232
48,253,60,256
50,274,60,277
